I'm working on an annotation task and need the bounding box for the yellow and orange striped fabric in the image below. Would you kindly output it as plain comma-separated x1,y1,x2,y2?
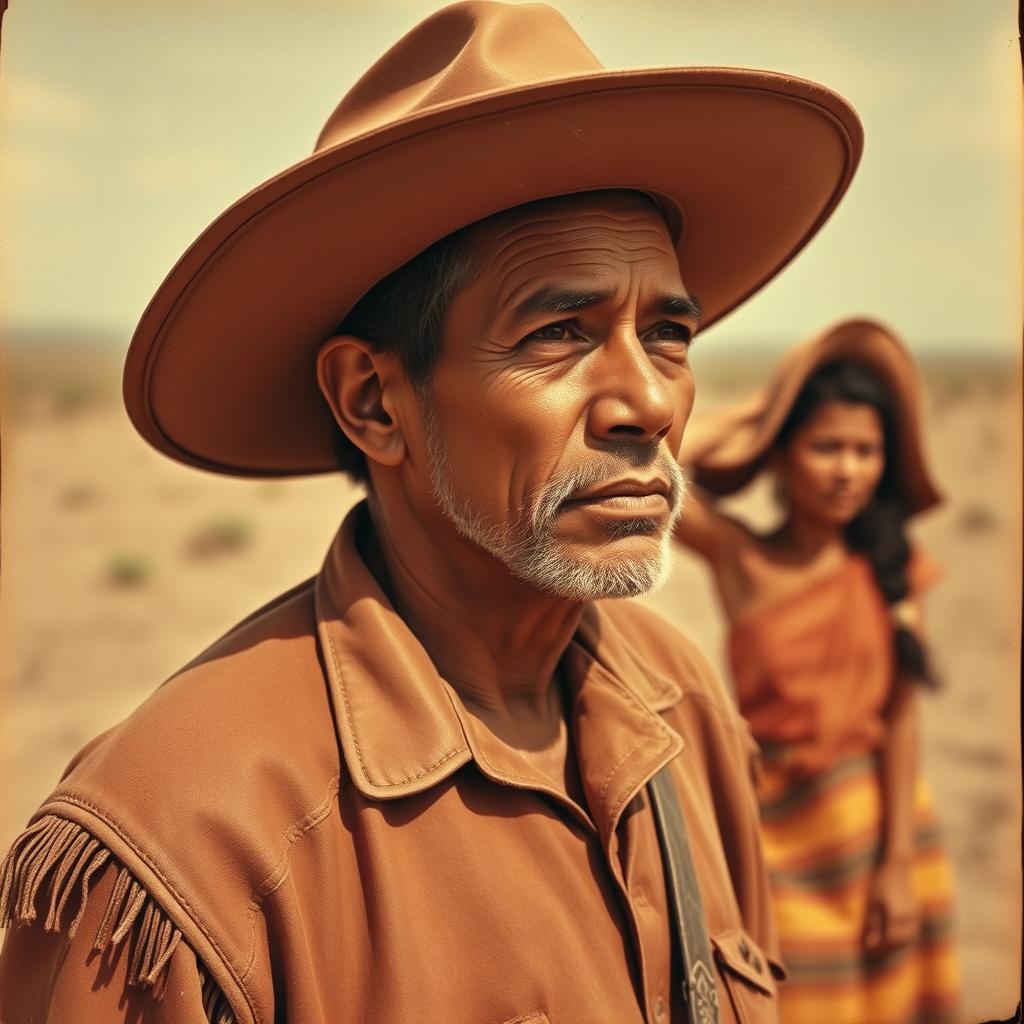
758,750,960,1024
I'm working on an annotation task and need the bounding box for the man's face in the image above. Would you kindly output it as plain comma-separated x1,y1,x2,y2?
411,191,698,601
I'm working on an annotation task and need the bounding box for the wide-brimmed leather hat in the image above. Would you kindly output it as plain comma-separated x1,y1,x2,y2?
123,0,863,478
692,318,942,515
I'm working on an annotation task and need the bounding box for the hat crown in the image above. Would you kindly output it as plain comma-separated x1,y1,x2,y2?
316,1,603,151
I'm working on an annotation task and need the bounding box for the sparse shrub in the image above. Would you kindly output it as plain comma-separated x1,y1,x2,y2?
106,553,152,587
185,516,253,560
57,483,97,509
53,382,99,418
958,503,998,533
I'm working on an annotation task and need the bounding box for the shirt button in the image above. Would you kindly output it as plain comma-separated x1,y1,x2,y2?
653,995,667,1021
752,953,763,973
738,938,751,961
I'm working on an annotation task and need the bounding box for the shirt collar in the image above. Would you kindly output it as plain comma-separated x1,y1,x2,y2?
316,502,684,834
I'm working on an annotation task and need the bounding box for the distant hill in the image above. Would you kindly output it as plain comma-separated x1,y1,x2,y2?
0,328,1017,424
1,330,125,421
693,345,1018,405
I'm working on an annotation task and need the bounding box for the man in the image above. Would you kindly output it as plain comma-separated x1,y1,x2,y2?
0,3,861,1022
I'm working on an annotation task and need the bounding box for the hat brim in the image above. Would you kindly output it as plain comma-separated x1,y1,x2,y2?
124,66,862,477
692,318,943,515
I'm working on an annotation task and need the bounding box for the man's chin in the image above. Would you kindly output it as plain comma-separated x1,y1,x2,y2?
552,514,668,546
509,533,674,602
562,528,667,557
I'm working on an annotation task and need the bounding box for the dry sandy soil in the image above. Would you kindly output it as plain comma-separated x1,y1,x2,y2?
1,348,1020,1022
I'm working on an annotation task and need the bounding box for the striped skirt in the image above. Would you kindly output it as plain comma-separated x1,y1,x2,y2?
757,749,960,1024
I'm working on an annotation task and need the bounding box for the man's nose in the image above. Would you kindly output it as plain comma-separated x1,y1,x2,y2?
585,334,676,443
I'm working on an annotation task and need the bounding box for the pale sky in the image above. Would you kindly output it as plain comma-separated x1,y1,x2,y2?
1,0,1020,355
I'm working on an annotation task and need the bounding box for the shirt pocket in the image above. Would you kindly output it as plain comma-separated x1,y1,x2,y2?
711,928,781,1024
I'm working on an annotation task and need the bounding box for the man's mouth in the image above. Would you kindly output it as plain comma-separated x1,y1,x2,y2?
565,478,671,516
571,477,670,500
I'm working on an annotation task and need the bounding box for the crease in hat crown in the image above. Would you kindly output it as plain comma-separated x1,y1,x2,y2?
124,0,864,478
316,1,604,151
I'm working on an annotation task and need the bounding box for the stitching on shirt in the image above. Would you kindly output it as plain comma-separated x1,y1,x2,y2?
237,774,343,985
254,775,341,901
44,792,258,1024
322,622,372,778
323,619,467,787
241,896,260,991
390,743,470,781
597,734,651,802
611,752,664,823
579,649,680,808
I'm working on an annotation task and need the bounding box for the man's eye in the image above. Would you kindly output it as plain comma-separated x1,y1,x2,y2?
647,322,692,343
526,322,576,342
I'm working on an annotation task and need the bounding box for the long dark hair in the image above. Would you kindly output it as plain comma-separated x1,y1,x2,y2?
775,360,937,687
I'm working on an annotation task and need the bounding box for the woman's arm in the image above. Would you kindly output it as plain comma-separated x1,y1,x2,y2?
678,388,768,466
674,391,766,561
864,667,922,950
673,485,731,560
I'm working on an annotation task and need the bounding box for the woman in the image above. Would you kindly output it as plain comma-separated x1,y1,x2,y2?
675,320,960,1023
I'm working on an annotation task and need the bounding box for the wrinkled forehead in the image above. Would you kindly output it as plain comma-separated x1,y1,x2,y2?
463,189,686,310
475,188,672,234
469,189,676,260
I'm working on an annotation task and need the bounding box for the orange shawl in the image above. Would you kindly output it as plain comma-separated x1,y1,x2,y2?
728,551,939,775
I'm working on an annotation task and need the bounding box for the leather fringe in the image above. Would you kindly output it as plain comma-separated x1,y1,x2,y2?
199,963,239,1024
0,814,235,1022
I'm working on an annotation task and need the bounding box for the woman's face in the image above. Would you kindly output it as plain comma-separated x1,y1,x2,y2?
777,400,886,526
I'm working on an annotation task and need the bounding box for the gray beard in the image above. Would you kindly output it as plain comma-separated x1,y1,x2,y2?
421,398,686,602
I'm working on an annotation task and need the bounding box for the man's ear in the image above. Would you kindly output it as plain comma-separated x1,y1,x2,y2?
316,336,406,469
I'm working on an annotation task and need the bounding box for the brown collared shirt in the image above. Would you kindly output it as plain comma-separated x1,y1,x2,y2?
0,502,781,1023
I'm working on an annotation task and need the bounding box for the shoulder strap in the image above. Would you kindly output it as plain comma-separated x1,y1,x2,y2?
648,766,720,1024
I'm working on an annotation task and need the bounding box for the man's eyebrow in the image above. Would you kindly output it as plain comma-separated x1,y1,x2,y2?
509,286,704,324
510,286,614,321
659,293,704,322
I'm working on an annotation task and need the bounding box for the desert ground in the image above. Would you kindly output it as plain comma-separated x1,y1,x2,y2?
1,343,1020,1022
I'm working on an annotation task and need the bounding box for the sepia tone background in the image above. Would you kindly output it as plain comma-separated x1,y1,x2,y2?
1,1,1021,1021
